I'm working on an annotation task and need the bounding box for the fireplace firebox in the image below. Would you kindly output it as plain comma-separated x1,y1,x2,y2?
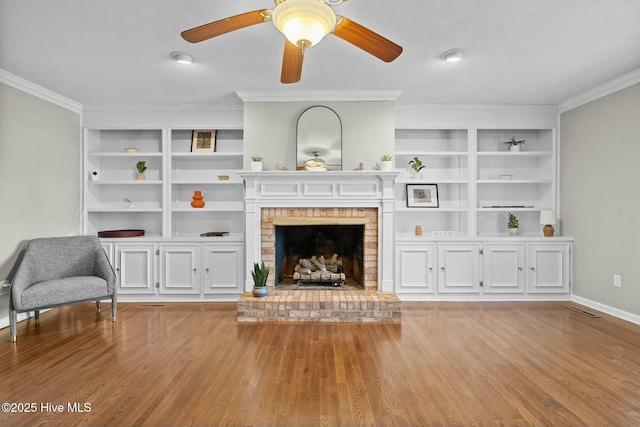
275,224,364,289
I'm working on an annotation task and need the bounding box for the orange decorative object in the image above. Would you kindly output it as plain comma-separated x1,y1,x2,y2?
191,190,205,208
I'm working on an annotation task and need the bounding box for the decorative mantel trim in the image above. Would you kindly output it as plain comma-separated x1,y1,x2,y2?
239,171,399,293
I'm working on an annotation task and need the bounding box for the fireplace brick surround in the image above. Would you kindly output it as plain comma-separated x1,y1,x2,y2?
238,171,401,322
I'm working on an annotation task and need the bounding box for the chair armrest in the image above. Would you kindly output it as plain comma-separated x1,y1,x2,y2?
10,251,39,310
94,248,117,295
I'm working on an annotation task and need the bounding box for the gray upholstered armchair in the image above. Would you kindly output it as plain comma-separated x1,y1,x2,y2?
9,236,117,342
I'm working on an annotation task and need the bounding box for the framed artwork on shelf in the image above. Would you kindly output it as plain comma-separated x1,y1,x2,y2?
406,184,439,208
191,130,216,152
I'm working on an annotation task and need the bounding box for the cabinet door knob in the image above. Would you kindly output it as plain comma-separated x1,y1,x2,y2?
518,267,523,271
206,268,209,273
193,268,197,273
530,267,535,271
428,267,433,272
440,267,445,271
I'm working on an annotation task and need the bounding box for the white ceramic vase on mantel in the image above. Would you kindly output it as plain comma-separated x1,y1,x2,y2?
250,161,263,172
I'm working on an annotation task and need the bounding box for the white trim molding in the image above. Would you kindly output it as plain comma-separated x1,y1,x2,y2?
0,68,82,113
235,90,402,103
559,68,640,113
572,294,640,326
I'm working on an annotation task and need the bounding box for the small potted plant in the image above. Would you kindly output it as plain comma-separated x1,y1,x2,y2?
380,154,393,171
507,213,519,236
250,156,263,172
135,161,147,180
503,136,526,152
251,261,269,297
408,156,425,178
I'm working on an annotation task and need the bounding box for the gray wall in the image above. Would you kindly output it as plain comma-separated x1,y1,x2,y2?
0,83,81,323
243,101,395,171
560,83,640,316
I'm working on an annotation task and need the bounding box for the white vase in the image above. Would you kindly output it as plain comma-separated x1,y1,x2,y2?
250,161,263,172
508,228,518,236
380,161,393,171
509,145,520,152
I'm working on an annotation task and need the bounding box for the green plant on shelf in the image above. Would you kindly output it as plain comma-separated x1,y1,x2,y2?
136,161,147,174
251,156,263,162
380,154,393,161
503,136,526,148
507,213,519,229
408,156,425,172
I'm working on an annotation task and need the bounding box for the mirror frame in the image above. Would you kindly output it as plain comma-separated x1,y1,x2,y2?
296,105,342,171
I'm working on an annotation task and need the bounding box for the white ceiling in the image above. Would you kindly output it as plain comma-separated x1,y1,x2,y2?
1,0,639,107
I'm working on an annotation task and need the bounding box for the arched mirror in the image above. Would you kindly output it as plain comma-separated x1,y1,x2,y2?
296,106,342,171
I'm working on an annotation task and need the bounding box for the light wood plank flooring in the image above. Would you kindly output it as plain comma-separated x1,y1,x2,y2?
1,301,640,426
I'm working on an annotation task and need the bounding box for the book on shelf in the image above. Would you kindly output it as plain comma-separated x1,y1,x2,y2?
200,231,230,237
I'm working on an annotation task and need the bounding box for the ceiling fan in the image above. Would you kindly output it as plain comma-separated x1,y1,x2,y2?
181,0,403,84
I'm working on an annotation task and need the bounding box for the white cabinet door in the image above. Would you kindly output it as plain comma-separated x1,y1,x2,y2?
437,242,481,294
159,244,201,295
482,243,525,293
114,243,157,295
202,244,243,295
395,244,436,294
526,242,571,294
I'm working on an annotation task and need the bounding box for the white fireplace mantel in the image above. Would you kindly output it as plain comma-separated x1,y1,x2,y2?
238,171,399,292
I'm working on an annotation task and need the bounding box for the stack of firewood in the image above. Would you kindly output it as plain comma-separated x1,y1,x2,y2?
293,254,346,282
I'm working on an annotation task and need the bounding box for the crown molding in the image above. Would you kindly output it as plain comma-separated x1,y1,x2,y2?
235,90,402,103
559,68,640,113
0,69,82,113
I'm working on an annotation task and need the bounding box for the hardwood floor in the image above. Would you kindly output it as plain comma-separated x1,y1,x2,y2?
1,301,640,427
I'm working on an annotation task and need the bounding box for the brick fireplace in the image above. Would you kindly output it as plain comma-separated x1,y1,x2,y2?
237,171,401,322
240,171,398,292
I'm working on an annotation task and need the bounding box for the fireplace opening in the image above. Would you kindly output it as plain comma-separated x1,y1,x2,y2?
275,224,365,290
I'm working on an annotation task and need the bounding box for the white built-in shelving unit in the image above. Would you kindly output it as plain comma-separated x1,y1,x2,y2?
392,122,571,300
82,126,245,301
81,103,572,302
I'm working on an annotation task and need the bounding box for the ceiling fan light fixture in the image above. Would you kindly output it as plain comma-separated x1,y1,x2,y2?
440,48,465,63
272,0,336,49
171,51,193,64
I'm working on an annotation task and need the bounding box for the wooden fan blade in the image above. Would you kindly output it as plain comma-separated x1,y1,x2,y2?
281,41,304,84
181,10,269,43
332,16,403,62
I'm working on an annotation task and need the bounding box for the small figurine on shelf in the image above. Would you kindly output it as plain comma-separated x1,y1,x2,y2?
135,161,147,180
191,190,205,208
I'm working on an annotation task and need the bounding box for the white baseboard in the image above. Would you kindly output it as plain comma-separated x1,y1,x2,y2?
571,295,640,326
0,311,40,330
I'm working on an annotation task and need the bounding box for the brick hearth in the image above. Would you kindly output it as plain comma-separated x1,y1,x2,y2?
237,290,401,323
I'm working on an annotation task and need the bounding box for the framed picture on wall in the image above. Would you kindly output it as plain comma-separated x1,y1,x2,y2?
191,130,216,152
406,184,439,208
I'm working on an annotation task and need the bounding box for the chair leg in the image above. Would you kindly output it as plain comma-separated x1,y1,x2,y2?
112,294,117,321
9,309,17,343
34,310,39,322
96,301,101,312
